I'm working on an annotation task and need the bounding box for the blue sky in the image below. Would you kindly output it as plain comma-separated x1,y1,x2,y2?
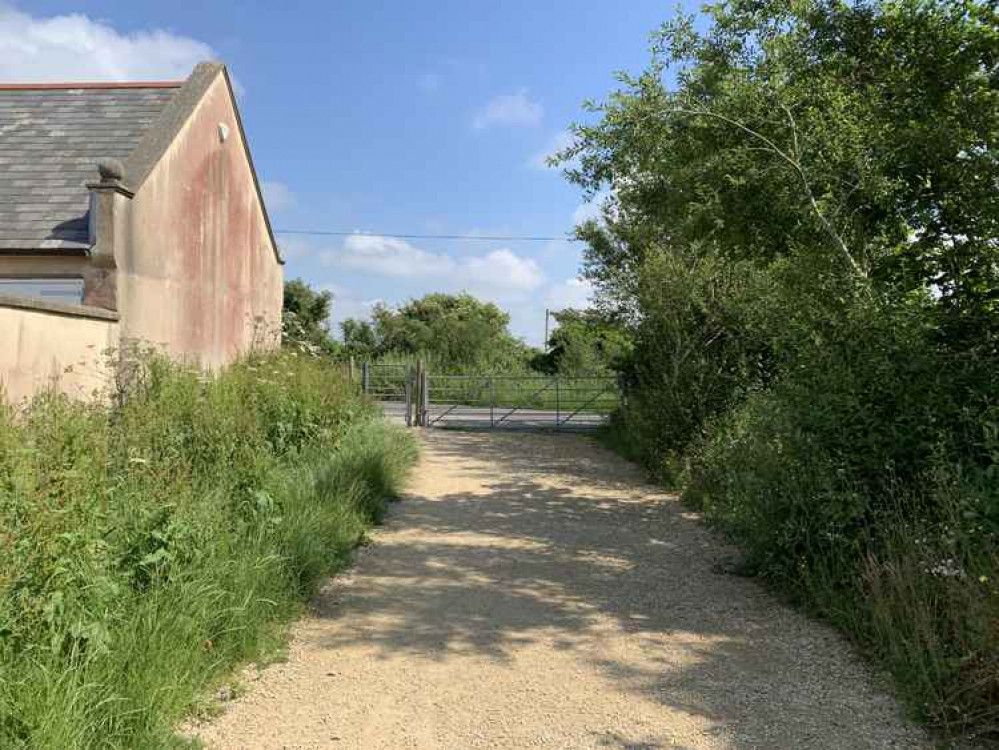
2,1,696,344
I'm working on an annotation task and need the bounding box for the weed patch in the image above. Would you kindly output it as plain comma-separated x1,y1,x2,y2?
0,352,417,749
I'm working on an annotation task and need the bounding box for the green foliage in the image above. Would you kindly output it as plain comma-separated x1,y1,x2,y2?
532,309,632,377
345,292,534,372
683,320,999,729
564,0,998,332
0,353,417,749
340,317,377,358
566,0,999,737
282,278,340,356
607,253,772,480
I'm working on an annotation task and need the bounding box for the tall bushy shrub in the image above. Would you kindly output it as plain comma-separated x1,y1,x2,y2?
683,301,998,728
610,252,772,479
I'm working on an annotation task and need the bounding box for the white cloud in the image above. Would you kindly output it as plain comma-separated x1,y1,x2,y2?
327,234,456,278
545,277,594,311
417,72,442,92
312,264,591,348
528,130,574,170
320,283,382,332
472,89,543,130
0,5,215,82
322,234,545,294
261,180,295,213
462,249,544,292
537,238,577,262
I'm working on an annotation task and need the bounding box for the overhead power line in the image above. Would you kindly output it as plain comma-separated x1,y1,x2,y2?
273,229,578,242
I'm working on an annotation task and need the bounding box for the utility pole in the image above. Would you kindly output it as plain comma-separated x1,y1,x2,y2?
544,308,550,351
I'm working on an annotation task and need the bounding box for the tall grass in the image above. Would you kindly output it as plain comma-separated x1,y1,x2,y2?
0,351,417,749
685,392,999,737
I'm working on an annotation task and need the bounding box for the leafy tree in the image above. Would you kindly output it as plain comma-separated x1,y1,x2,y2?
282,278,339,356
562,0,998,343
340,317,377,357
533,309,632,375
559,0,998,454
350,293,531,371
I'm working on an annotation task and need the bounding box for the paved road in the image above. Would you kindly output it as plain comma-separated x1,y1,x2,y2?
194,430,927,750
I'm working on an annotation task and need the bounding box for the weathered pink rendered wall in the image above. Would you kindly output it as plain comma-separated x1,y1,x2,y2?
117,73,283,367
0,303,119,404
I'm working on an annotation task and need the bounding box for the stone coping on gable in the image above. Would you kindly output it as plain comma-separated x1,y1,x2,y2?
0,294,120,322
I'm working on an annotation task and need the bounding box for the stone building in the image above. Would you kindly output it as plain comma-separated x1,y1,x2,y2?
0,62,283,402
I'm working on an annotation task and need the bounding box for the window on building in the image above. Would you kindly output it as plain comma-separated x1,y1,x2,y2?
0,278,85,304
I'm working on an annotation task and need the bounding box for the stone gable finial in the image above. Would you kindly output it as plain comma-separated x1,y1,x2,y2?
97,158,125,183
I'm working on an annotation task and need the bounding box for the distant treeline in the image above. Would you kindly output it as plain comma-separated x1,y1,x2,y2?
283,282,626,376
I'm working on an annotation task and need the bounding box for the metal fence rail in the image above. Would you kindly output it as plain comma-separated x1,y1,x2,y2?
361,362,413,425
361,362,618,431
424,374,617,430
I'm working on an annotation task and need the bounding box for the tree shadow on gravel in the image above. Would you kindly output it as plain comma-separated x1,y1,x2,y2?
311,430,925,750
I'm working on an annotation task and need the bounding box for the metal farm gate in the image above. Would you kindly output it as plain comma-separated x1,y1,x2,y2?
361,362,619,431
360,362,413,425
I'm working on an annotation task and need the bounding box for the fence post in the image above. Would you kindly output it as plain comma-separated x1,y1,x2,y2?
489,377,495,428
419,361,426,427
555,377,560,430
425,362,429,427
421,361,429,427
411,362,419,426
405,366,413,427
361,362,370,394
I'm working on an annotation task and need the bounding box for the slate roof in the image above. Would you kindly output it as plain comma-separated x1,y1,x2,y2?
0,83,180,251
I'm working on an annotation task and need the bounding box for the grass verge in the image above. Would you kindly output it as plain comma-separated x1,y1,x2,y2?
0,352,418,749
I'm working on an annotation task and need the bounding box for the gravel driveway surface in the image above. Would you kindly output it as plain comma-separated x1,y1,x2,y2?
192,429,928,750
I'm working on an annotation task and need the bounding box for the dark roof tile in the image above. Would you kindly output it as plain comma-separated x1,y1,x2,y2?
0,84,178,251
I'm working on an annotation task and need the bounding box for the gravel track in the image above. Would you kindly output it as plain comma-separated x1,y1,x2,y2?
192,429,928,750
